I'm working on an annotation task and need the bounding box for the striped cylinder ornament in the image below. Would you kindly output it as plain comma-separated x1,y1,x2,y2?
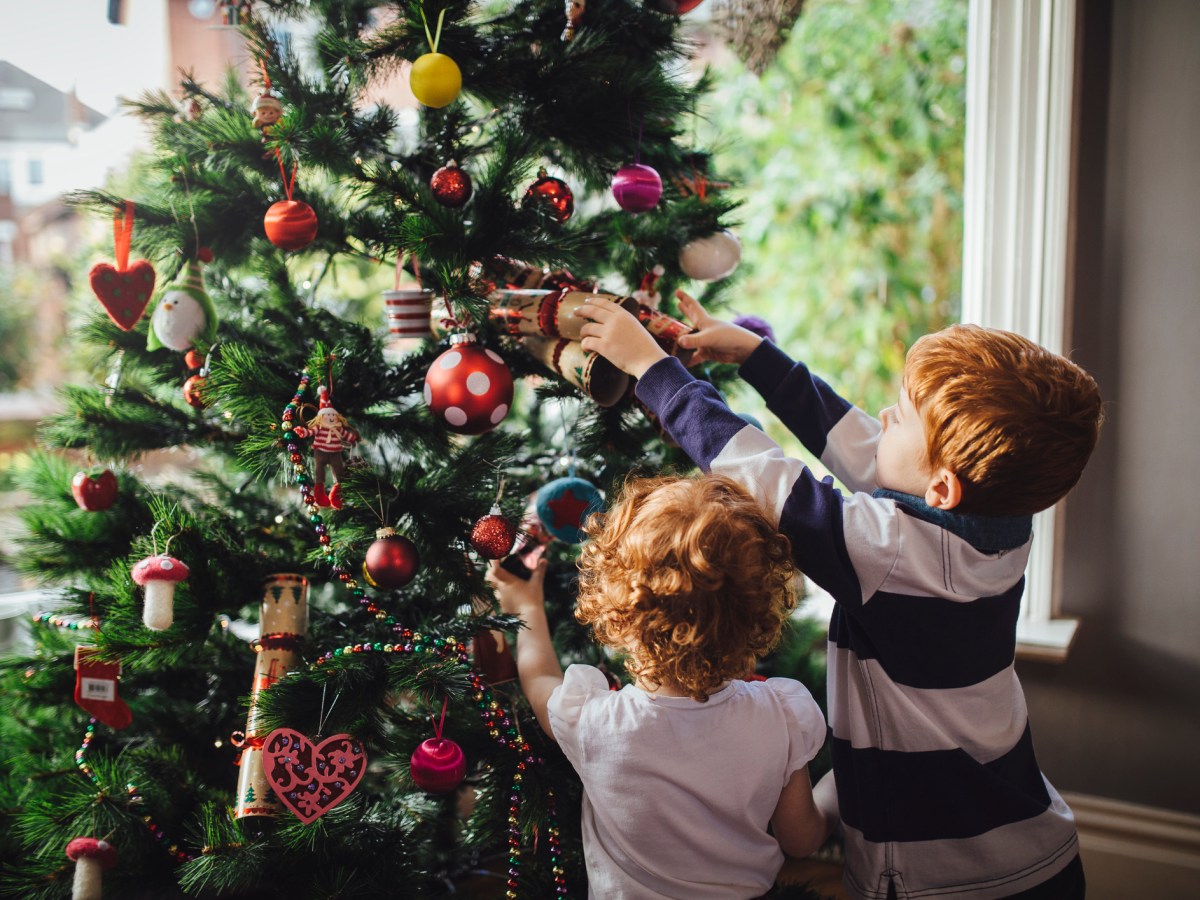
383,288,435,338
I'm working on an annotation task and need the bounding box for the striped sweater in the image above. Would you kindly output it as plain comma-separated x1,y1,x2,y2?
635,345,1079,900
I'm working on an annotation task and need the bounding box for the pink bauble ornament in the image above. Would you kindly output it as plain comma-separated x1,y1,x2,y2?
612,163,663,213
363,527,419,589
410,737,467,793
648,0,706,12
423,333,514,435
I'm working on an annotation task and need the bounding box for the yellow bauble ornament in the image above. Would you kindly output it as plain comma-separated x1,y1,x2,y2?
410,52,462,108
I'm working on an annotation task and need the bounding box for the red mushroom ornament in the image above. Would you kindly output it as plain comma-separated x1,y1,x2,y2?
131,554,189,631
65,837,117,900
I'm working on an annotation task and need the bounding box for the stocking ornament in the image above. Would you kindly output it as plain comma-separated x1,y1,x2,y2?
74,646,133,730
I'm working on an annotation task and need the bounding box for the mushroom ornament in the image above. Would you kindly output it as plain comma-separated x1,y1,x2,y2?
65,837,117,900
131,554,189,631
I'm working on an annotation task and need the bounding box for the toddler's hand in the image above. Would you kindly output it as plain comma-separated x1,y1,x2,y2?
577,296,669,379
486,558,548,617
675,291,764,366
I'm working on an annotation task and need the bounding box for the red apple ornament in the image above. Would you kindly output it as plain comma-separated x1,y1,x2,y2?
72,470,119,511
410,737,467,793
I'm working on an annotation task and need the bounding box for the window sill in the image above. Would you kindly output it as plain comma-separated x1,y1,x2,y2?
1016,616,1080,663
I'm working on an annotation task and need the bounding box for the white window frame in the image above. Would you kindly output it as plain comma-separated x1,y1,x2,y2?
962,0,1080,659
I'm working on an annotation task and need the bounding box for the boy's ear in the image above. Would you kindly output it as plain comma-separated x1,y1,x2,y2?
924,468,963,511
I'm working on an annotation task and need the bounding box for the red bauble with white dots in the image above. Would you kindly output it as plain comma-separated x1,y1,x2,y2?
424,333,513,435
430,162,472,208
470,505,517,559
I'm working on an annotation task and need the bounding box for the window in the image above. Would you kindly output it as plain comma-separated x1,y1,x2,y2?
0,159,11,195
27,159,43,186
962,0,1080,659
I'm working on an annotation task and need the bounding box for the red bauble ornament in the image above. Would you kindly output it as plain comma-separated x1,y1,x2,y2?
470,505,517,559
423,333,514,435
264,200,318,251
363,527,420,589
523,168,574,223
410,737,467,793
71,470,118,511
261,728,367,823
612,162,663,213
430,162,472,208
648,0,706,12
182,374,206,408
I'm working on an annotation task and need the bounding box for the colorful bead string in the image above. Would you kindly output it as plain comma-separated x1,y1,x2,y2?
77,720,194,862
33,611,99,631
282,373,567,898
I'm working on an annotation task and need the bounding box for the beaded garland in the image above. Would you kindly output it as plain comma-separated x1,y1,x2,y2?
280,370,567,897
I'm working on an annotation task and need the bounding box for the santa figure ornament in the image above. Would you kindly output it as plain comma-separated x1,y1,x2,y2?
291,386,358,509
424,333,513,435
147,258,219,352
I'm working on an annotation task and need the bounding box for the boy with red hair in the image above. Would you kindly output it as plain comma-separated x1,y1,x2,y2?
577,293,1103,900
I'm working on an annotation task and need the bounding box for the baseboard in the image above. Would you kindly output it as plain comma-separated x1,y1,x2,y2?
1064,791,1200,900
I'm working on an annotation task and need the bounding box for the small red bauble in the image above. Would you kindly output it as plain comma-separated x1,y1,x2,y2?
523,169,574,223
423,333,514,435
182,374,206,409
647,0,706,12
430,162,472,208
363,527,420,589
71,470,118,511
470,505,517,559
612,163,663,213
264,200,318,251
410,737,467,793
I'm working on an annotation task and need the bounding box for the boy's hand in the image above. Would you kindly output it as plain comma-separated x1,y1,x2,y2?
577,297,669,379
674,290,764,366
486,558,548,617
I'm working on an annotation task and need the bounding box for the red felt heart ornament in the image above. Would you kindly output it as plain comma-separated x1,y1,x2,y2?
261,728,367,823
89,259,156,330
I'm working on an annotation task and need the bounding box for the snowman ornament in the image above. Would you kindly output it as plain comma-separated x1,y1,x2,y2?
147,259,219,353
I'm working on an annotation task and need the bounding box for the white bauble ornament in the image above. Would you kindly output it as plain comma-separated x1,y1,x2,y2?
150,290,207,352
679,229,742,282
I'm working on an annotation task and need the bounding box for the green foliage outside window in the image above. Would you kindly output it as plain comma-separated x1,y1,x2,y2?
704,0,967,450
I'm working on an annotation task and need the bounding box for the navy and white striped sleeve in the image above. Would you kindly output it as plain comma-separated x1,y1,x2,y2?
738,341,883,495
635,357,897,603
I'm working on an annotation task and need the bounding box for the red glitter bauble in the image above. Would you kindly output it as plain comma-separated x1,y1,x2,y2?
263,200,318,251
182,374,206,409
424,333,514,435
523,169,574,223
363,527,420,589
410,737,467,793
470,506,517,559
430,162,472,208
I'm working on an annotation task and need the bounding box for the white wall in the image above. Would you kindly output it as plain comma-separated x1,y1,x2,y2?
1018,0,1200,817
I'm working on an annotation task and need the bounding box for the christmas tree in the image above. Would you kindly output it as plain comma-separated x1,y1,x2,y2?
0,2,825,897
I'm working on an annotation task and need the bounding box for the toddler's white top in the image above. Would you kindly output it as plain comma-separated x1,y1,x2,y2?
547,663,825,899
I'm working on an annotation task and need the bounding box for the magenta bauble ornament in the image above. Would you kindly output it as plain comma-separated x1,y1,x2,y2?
423,333,514,435
612,163,663,213
410,737,467,793
363,527,420,589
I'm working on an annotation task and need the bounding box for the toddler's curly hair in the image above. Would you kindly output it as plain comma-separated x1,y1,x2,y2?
576,474,795,701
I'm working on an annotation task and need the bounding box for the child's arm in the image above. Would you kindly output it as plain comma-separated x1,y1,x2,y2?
771,766,829,859
812,769,841,839
485,559,563,739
